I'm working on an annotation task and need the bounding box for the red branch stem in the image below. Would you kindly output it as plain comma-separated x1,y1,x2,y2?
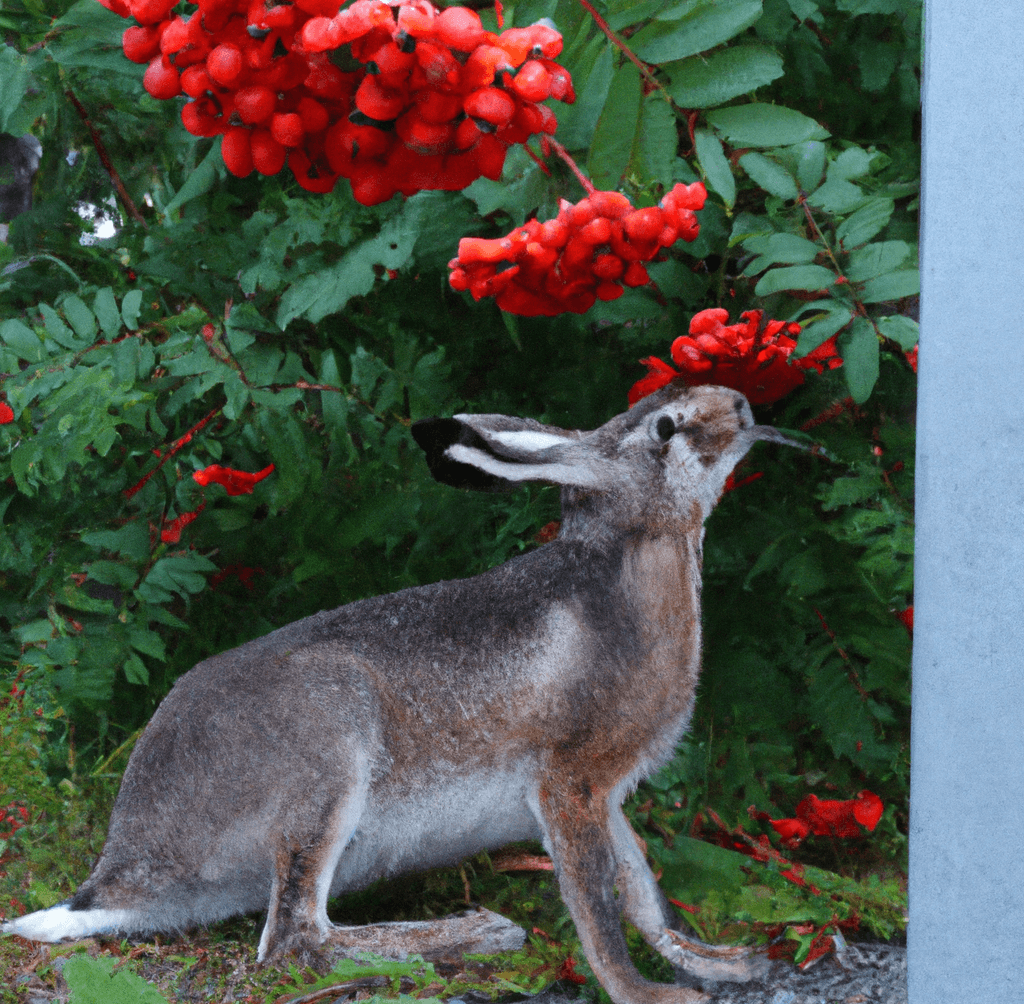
575,0,663,94
544,136,595,195
65,89,147,228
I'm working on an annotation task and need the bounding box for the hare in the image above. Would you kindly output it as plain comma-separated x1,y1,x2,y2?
3,382,800,1004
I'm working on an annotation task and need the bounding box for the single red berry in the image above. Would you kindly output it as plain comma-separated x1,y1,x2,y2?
180,64,213,98
122,24,162,63
271,112,304,147
511,60,550,102
470,132,506,180
415,89,463,124
396,111,455,155
207,43,244,86
159,15,189,54
464,87,515,128
235,85,276,124
288,149,338,193
128,0,175,26
595,281,623,302
455,116,484,150
301,15,341,52
250,128,287,175
462,45,512,90
592,254,624,281
221,128,254,177
397,0,435,38
623,261,650,287
414,40,462,86
367,40,416,83
181,98,223,136
624,207,664,243
355,74,407,121
143,56,181,99
435,6,488,52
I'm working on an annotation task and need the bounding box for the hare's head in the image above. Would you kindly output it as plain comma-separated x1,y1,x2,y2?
413,382,802,539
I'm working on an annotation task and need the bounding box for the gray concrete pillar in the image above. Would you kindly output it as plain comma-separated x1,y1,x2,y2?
911,2,1024,1000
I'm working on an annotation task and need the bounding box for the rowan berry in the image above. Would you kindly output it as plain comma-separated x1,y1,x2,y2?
207,43,244,86
235,85,276,124
464,87,515,128
221,127,254,176
435,5,488,52
122,24,163,63
144,56,181,99
271,112,304,146
250,128,286,174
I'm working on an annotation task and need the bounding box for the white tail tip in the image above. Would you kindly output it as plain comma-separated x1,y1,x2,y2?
2,903,137,942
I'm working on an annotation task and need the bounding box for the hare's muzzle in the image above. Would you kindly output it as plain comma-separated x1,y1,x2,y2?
750,425,807,450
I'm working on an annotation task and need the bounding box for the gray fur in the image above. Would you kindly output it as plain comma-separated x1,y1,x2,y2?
2,383,800,1004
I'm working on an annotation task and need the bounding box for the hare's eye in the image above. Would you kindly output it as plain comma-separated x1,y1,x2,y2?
655,416,675,441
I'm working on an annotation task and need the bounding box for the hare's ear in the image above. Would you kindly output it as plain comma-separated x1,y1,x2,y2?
412,415,603,491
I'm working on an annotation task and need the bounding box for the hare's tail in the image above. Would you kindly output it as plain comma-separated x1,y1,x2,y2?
2,902,143,942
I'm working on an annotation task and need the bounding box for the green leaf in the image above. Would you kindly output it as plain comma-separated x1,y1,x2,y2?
129,626,166,661
636,93,678,188
739,151,798,200
741,232,819,275
81,522,150,562
844,241,911,282
859,269,919,303
665,45,784,108
858,40,899,92
554,38,613,150
1,318,44,362
60,294,98,340
587,61,641,190
829,146,873,181
793,305,853,354
706,103,829,147
93,288,122,339
0,47,29,134
806,177,864,213
839,316,879,403
876,314,918,350
795,141,827,191
754,264,834,296
39,303,84,350
605,0,664,28
64,953,169,1004
276,201,424,327
163,140,223,220
121,289,144,329
123,652,149,686
694,129,735,208
836,198,895,249
633,0,763,64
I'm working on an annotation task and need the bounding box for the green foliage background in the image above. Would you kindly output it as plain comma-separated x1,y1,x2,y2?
1,0,917,951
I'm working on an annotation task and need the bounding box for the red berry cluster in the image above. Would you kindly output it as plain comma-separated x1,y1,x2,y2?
105,0,573,204
628,307,844,407
447,182,708,317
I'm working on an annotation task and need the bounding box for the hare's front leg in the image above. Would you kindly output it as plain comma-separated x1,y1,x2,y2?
606,807,768,985
534,783,708,1004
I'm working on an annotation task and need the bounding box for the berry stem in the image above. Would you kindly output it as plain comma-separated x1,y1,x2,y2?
65,89,148,228
575,0,665,96
544,136,595,195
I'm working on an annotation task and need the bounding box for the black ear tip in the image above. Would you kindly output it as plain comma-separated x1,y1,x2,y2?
411,417,514,492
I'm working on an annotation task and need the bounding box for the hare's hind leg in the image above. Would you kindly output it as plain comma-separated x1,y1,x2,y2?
533,783,708,1004
606,806,768,986
257,780,369,964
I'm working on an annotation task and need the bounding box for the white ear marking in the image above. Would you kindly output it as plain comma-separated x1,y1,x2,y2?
488,430,569,451
445,443,602,487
